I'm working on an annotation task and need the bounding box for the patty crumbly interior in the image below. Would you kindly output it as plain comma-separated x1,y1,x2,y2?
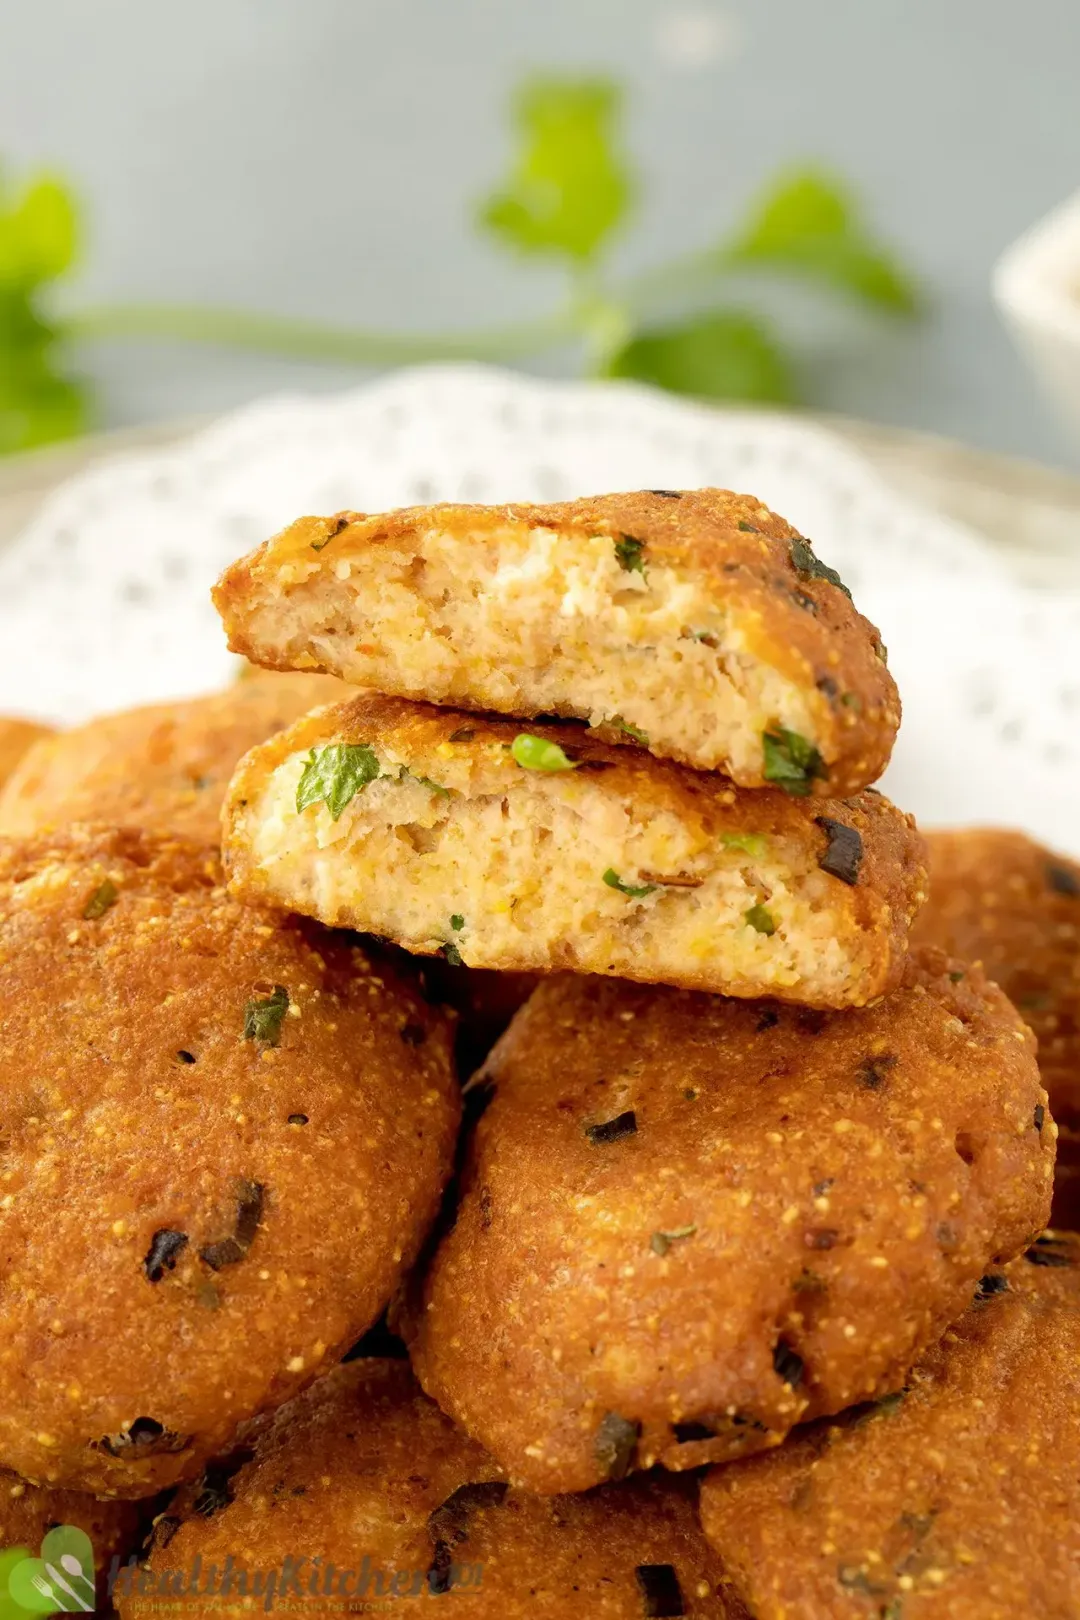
224,696,926,1007
213,489,900,793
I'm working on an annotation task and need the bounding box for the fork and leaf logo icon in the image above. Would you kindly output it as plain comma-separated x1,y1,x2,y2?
0,1527,96,1616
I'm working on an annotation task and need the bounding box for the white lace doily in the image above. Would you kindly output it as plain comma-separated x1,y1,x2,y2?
1,364,1076,853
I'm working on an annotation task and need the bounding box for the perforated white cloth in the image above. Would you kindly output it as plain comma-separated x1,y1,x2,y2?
0,365,1075,850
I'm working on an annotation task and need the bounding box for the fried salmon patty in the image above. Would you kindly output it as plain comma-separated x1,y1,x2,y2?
213,489,899,793
223,696,926,1008
0,826,458,1497
699,1232,1080,1620
0,672,345,846
913,828,1080,1125
117,1360,728,1619
402,954,1051,1494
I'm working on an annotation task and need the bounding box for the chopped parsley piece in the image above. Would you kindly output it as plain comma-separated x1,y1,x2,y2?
449,914,465,931
722,831,767,858
441,941,464,967
603,868,658,899
398,765,450,797
650,1224,696,1257
608,714,649,745
243,985,290,1046
745,903,777,936
762,727,826,795
737,520,759,533
296,742,381,819
614,534,646,574
814,816,864,886
310,514,349,552
511,734,579,772
83,878,119,920
949,969,965,983
789,535,852,599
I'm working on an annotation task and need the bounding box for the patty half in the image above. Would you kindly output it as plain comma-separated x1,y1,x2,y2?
699,1233,1080,1620
402,954,1051,1494
0,825,459,1497
117,1359,728,1620
223,696,926,1007
213,488,899,793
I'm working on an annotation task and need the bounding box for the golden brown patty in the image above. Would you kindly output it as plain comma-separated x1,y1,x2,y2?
699,1232,1080,1620
0,718,54,790
402,953,1051,1494
913,828,1080,1126
0,1471,142,1607
1052,1123,1080,1231
223,695,926,1008
116,1359,728,1619
0,826,459,1498
0,672,345,846
212,488,899,793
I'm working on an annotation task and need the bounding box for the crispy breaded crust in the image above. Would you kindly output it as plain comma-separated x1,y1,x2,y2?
0,1470,141,1603
700,1233,1080,1620
402,950,1051,1494
0,718,54,790
118,1359,728,1619
0,672,345,846
213,488,899,793
913,828,1080,1125
223,694,927,1008
0,826,459,1497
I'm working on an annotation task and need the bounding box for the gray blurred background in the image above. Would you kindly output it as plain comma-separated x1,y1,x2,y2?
3,0,1078,466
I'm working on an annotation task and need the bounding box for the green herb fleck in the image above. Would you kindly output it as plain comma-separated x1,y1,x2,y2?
737,520,759,533
511,734,579,772
243,985,290,1046
450,914,465,931
603,868,658,899
949,970,965,983
614,535,645,574
650,1224,697,1256
83,879,119,920
607,714,649,745
762,728,826,796
399,765,451,797
745,903,777,936
449,725,476,743
310,515,349,552
441,941,464,967
840,691,861,711
789,536,852,600
296,743,381,819
722,831,768,858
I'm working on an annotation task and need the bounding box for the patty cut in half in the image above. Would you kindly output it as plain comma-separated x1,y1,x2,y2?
213,489,899,793
117,1360,728,1619
401,954,1052,1494
223,695,927,1007
699,1232,1080,1620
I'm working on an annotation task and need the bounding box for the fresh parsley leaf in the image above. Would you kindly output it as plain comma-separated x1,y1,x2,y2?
728,168,921,315
296,743,381,819
511,734,579,772
441,941,464,967
722,832,768,858
479,77,634,265
603,867,658,899
789,536,852,600
243,985,289,1046
613,535,646,574
82,879,119,920
606,309,794,404
607,714,649,744
0,169,86,455
745,903,777,936
450,914,465,931
650,1224,697,1256
762,728,826,796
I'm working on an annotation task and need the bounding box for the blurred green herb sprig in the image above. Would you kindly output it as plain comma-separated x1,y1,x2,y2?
1,74,920,455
